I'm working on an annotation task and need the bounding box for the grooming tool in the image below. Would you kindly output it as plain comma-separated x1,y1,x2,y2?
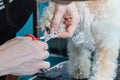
25,32,58,42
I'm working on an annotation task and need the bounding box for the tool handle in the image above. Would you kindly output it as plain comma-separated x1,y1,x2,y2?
25,34,41,40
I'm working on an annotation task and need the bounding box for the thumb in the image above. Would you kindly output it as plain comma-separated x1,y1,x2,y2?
51,4,66,32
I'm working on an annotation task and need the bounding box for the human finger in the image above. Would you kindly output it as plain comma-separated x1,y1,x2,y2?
57,24,78,38
10,61,50,75
64,12,72,19
35,51,49,61
64,19,72,26
29,41,48,51
35,41,48,51
36,61,50,69
50,4,67,32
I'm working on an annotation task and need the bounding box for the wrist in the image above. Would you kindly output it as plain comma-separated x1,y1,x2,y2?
0,48,12,76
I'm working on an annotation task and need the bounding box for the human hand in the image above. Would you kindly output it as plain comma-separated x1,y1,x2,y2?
50,2,80,38
0,37,50,76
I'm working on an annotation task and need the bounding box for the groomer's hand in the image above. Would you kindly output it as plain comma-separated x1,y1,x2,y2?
51,2,80,38
0,37,50,76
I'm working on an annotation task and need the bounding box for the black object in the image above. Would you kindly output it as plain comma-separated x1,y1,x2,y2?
32,61,73,80
0,0,35,79
32,61,88,80
31,61,120,80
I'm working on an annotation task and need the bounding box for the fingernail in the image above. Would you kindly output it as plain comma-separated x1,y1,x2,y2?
50,28,55,33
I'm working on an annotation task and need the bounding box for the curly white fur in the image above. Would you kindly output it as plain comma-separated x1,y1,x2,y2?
40,0,120,80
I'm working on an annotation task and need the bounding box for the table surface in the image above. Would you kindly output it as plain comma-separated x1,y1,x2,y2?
33,61,120,80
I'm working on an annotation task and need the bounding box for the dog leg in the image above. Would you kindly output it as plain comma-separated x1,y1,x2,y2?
68,40,92,79
89,32,120,80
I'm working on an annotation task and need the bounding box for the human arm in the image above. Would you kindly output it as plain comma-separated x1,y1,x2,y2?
0,37,50,76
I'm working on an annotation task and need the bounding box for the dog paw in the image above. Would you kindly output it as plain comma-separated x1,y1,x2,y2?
72,78,88,80
71,68,89,79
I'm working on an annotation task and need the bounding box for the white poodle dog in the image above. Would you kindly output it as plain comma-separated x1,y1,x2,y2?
40,0,120,80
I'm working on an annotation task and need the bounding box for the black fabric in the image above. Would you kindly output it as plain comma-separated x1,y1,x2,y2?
0,0,35,79
0,0,35,45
